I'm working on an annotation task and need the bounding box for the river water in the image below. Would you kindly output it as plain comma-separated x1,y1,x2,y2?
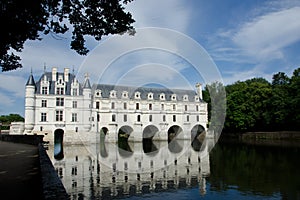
46,137,300,199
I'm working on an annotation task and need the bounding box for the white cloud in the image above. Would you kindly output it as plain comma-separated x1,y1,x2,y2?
0,92,15,107
126,0,191,33
232,6,300,61
0,74,26,97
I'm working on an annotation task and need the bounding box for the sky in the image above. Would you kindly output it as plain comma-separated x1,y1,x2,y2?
1,0,300,117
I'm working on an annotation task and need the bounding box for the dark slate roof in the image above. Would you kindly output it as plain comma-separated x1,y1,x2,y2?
83,78,91,89
26,74,36,86
92,84,203,102
35,72,82,95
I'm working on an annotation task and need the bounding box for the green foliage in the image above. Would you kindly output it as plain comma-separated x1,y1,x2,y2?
0,114,24,130
0,0,135,71
205,67,300,133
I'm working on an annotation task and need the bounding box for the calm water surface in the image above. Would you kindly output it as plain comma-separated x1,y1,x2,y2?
47,138,300,200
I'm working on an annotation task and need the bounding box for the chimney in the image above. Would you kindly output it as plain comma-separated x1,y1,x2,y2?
52,67,57,81
64,68,69,82
195,83,203,99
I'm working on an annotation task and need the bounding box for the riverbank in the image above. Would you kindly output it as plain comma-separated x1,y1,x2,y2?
221,131,300,140
219,131,300,148
0,135,69,200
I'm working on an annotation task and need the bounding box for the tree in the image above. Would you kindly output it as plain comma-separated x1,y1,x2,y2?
203,81,226,137
0,114,24,130
0,0,135,71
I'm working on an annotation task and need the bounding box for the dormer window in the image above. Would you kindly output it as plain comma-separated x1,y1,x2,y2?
148,93,153,100
171,94,177,101
56,75,65,95
56,87,64,95
135,91,141,99
95,90,102,97
41,86,48,95
195,96,200,102
122,91,128,98
110,90,116,98
183,95,189,101
160,93,165,100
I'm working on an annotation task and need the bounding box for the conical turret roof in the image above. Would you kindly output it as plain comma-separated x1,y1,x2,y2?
26,74,36,86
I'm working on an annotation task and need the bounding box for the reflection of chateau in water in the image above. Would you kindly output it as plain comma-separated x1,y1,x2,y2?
47,137,215,199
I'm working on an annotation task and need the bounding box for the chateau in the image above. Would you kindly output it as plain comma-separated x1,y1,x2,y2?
24,67,208,144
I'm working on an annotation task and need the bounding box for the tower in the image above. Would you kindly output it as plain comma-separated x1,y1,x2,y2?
24,71,36,134
82,73,92,131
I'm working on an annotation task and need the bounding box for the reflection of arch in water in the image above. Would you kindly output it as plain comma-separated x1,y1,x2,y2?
118,126,134,158
142,125,160,155
100,127,108,158
191,125,205,152
167,125,183,143
100,127,108,138
54,129,64,160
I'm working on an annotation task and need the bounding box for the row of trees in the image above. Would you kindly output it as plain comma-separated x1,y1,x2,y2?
203,67,300,133
0,114,24,130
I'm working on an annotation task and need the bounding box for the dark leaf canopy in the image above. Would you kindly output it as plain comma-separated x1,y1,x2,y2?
0,0,135,71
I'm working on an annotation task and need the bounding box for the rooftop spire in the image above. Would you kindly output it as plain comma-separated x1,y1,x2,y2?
83,72,91,89
26,69,36,86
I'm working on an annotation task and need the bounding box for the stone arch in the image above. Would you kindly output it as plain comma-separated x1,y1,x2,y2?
191,124,205,141
118,125,133,139
167,125,183,142
118,126,134,158
143,125,159,140
191,124,206,152
54,129,64,160
167,125,184,153
142,125,159,155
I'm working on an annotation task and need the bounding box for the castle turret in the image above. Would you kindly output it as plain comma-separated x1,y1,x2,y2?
82,73,92,131
24,71,36,133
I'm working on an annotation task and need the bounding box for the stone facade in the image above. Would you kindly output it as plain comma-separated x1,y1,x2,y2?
24,67,208,144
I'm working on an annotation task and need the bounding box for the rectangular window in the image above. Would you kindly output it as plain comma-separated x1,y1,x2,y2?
111,102,115,109
149,103,152,110
56,98,64,106
161,104,164,110
196,105,199,111
112,114,116,122
41,113,47,122
173,104,176,111
136,103,139,110
124,102,127,109
149,115,152,122
173,115,176,122
96,102,100,109
187,115,189,122
56,110,63,121
163,115,166,122
124,114,127,122
41,100,47,107
72,101,77,108
137,115,141,122
72,88,78,96
72,113,77,122
185,105,188,111
197,115,199,122
42,87,48,95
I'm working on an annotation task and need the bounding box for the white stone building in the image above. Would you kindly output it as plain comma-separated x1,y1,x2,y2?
24,67,208,144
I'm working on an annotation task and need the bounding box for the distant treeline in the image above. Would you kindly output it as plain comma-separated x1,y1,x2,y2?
203,67,300,133
0,114,24,130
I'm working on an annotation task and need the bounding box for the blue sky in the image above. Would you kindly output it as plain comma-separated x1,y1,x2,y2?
1,0,300,117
